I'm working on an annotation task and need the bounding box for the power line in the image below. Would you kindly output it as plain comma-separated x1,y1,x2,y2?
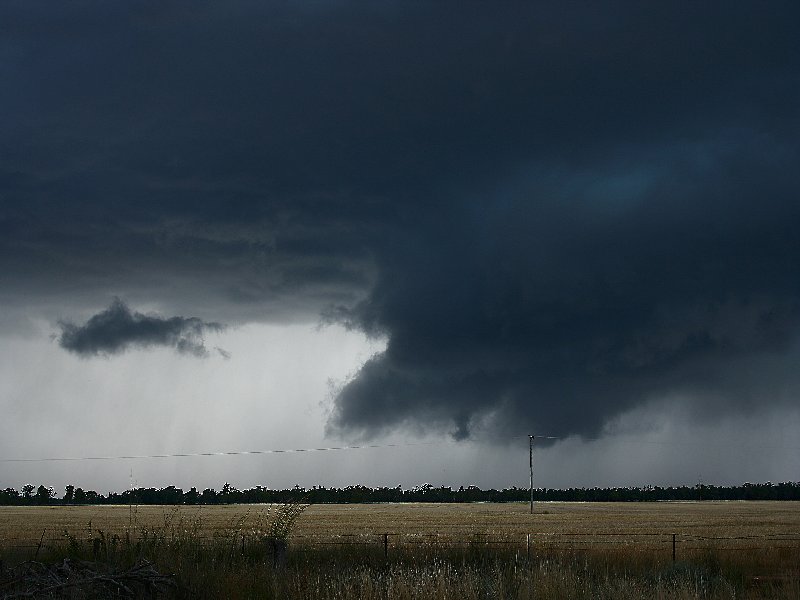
0,441,444,464
576,437,800,452
5,433,799,465
517,433,800,452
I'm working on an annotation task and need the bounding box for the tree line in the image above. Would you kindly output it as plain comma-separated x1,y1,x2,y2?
2,481,800,505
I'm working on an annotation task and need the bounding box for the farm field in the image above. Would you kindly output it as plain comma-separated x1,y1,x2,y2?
2,502,800,598
2,500,800,548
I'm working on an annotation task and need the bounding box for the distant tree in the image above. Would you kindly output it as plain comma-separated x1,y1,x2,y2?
220,482,241,504
64,485,75,504
21,484,35,501
184,487,200,504
1,487,20,505
34,485,54,505
74,487,86,503
158,486,183,504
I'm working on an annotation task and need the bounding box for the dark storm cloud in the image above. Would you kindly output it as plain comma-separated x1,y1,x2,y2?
2,2,800,438
328,154,800,439
58,299,224,357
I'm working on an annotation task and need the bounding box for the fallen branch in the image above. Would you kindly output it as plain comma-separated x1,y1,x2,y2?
1,558,176,599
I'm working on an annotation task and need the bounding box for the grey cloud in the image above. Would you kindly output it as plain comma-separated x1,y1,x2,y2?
2,2,799,442
58,299,224,357
327,141,800,441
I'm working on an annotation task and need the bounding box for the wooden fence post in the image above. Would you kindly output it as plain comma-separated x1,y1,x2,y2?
272,539,287,569
384,533,389,558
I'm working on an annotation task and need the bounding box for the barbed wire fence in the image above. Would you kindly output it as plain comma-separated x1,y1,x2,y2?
3,530,800,562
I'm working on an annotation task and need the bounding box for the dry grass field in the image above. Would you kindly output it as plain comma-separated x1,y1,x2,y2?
2,502,800,598
2,500,799,548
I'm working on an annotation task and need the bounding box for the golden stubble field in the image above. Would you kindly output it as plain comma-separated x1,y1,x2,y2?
2,501,799,551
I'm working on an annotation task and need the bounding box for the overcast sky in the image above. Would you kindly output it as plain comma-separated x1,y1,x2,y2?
2,1,800,494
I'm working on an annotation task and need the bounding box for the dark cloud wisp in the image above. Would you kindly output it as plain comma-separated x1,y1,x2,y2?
58,299,224,358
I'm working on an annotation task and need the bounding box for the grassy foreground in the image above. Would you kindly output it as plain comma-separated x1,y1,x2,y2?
2,502,799,598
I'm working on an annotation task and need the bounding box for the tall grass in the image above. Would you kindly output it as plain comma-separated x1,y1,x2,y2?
2,507,799,599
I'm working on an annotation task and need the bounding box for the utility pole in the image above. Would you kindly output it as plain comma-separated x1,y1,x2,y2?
528,433,559,514
529,435,534,514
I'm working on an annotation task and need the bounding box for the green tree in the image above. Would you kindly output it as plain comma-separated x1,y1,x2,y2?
1,488,20,505
21,484,35,501
35,485,53,505
184,487,200,504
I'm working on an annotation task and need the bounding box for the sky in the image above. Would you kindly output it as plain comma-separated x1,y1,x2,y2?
2,1,800,494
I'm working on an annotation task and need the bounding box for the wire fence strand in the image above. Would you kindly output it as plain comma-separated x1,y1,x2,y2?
3,531,800,555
